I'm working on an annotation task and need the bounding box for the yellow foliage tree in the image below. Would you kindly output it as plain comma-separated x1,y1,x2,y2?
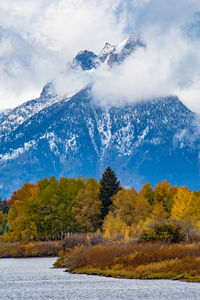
103,188,140,240
171,187,200,222
111,188,138,226
171,186,193,221
150,202,168,221
134,195,151,225
0,210,4,227
154,180,177,213
103,212,130,239
190,192,200,222
139,182,154,205
7,183,38,240
73,183,101,232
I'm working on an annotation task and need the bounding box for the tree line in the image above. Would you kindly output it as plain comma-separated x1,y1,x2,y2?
1,166,200,241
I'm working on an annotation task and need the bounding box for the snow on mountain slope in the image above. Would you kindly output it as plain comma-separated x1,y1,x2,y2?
0,36,199,198
0,83,62,143
0,109,11,123
0,35,144,145
0,86,199,198
99,43,116,63
74,35,145,70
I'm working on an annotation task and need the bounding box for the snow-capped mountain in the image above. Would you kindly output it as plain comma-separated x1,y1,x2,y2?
74,34,145,70
0,36,199,198
0,109,11,122
99,35,145,65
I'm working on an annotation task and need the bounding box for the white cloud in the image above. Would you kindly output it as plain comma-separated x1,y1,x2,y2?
0,0,124,109
0,38,13,57
91,27,200,112
0,0,200,115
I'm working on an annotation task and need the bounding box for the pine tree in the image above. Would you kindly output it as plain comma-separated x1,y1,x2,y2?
0,198,9,214
99,166,120,220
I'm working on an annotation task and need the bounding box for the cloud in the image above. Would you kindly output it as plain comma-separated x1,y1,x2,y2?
91,1,200,113
0,0,124,109
91,27,200,112
0,38,13,58
92,39,175,106
0,0,200,115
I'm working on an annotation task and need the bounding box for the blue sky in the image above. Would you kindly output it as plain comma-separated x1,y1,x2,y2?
0,0,200,113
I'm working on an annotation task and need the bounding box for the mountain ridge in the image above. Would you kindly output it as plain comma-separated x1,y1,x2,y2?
0,36,199,198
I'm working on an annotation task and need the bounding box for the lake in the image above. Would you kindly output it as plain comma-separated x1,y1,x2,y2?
0,257,200,299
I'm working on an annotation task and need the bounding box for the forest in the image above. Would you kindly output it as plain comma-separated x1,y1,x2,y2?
1,166,200,243
2,167,200,281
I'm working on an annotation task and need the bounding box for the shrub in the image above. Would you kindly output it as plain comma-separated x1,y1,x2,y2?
63,233,89,249
89,233,105,245
139,220,184,243
186,227,200,243
57,241,200,276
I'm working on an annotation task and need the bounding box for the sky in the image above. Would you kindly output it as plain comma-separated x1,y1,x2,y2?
0,0,200,113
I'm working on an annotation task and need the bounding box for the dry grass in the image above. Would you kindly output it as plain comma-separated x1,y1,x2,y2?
0,233,105,258
58,242,200,281
0,240,22,257
0,240,64,257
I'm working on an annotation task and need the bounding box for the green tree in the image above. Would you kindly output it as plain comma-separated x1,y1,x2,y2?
0,198,9,236
57,176,84,235
0,198,9,214
99,167,121,220
36,176,60,240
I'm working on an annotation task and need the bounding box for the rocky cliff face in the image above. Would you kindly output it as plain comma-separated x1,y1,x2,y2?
0,36,199,198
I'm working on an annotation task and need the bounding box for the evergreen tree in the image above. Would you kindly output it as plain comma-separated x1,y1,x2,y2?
0,198,9,214
99,167,120,220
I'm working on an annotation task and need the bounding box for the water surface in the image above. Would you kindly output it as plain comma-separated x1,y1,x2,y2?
0,257,200,299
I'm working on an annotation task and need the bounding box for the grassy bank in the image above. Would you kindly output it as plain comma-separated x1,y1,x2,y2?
55,242,200,282
0,240,64,258
0,233,104,258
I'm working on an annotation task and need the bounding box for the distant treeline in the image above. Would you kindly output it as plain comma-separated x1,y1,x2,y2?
1,166,200,242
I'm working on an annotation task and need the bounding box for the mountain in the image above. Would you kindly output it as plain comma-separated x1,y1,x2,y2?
74,34,145,69
0,109,11,122
0,36,200,198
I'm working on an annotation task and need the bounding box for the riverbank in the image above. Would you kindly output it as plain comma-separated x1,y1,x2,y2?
55,242,200,282
70,264,200,282
0,240,64,257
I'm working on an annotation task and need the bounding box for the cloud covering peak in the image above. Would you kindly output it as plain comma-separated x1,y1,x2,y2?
0,0,200,113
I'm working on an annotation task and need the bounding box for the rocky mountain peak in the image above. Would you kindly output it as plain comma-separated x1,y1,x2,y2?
0,36,199,198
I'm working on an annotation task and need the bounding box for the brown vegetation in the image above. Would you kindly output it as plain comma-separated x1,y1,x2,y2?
56,242,200,281
0,240,64,258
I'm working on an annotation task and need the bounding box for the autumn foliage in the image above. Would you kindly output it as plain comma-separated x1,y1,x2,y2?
62,242,200,281
1,168,200,243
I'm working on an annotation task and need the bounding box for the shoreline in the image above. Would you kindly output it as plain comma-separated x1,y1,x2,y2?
55,242,200,283
67,267,200,283
2,239,200,283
